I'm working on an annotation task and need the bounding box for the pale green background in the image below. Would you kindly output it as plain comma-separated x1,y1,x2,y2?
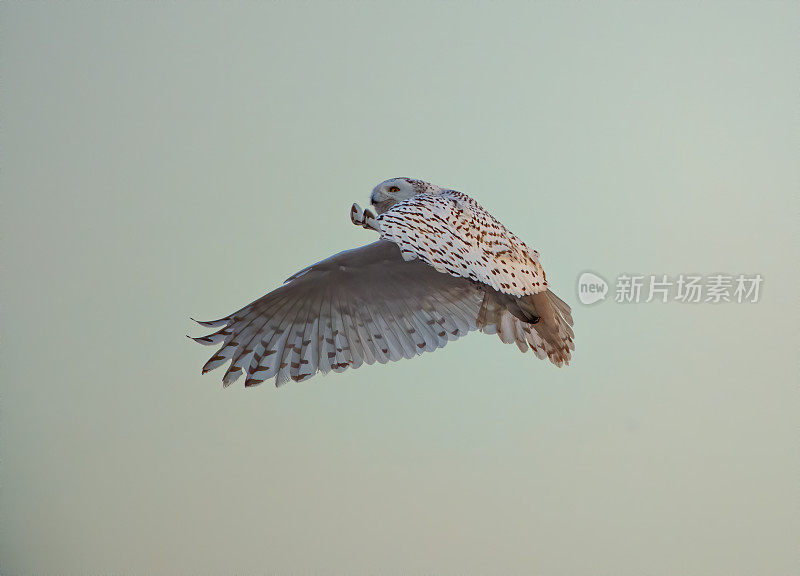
2,2,798,575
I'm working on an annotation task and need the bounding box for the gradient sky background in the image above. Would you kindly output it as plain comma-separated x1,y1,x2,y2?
2,2,798,575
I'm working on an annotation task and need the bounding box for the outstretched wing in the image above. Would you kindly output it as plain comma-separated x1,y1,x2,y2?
377,191,548,297
191,240,484,387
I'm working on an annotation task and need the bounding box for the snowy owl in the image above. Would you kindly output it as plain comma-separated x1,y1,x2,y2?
192,178,575,387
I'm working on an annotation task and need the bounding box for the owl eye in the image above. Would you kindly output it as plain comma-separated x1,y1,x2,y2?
388,186,400,193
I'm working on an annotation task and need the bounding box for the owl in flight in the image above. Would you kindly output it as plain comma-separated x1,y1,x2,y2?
192,178,575,387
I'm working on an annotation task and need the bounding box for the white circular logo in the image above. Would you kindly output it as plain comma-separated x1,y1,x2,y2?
577,271,608,305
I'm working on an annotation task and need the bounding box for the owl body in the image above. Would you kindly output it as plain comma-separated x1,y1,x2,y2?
193,178,574,387
377,188,547,297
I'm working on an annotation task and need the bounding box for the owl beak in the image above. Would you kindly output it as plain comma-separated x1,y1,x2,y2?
372,198,397,215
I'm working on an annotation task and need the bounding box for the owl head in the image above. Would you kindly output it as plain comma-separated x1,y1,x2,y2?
370,177,441,214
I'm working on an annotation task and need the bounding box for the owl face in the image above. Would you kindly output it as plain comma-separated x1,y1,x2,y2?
370,177,439,214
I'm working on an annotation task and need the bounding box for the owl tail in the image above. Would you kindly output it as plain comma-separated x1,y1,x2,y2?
476,289,575,366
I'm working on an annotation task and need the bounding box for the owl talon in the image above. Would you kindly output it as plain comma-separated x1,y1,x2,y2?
351,203,381,232
350,203,363,226
363,207,379,231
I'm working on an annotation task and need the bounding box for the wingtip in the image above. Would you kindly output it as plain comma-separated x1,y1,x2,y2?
191,316,230,328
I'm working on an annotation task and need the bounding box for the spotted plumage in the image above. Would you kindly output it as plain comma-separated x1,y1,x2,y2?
377,188,547,296
192,177,575,387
